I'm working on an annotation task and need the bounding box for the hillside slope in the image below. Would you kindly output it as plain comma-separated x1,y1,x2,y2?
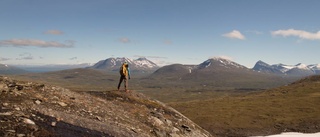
0,76,212,137
170,75,320,137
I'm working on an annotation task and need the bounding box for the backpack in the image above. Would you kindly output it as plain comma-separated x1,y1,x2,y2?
119,66,124,76
119,65,127,76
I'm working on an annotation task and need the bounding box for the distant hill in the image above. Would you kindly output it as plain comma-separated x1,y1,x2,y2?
150,64,196,79
90,57,159,74
12,68,119,91
148,58,291,89
0,64,28,74
253,60,320,77
13,63,92,72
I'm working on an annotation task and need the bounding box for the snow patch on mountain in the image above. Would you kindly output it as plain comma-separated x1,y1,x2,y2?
212,57,245,68
111,59,116,66
281,65,294,70
295,63,308,69
114,57,133,65
202,60,211,68
198,57,246,69
308,64,320,70
273,64,294,73
135,57,158,68
252,132,320,137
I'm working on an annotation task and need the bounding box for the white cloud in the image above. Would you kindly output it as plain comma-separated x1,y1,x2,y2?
222,30,246,40
271,29,320,40
0,57,11,61
16,52,33,60
0,39,74,48
20,56,33,60
119,37,131,43
70,57,77,60
44,30,64,35
163,40,172,45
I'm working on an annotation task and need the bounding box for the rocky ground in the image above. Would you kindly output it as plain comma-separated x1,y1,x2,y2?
0,76,212,137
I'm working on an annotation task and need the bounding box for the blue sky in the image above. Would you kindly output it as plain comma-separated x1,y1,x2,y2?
1,0,320,68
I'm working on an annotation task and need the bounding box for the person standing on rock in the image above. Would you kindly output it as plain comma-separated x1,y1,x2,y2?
117,62,131,92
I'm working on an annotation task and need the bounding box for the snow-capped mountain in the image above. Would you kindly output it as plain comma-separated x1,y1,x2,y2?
134,57,158,69
91,57,131,69
253,61,285,74
198,57,247,69
90,57,159,73
253,61,320,76
153,57,250,77
308,64,320,74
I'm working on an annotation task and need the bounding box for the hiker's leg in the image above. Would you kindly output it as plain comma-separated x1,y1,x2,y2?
117,76,124,90
124,76,128,91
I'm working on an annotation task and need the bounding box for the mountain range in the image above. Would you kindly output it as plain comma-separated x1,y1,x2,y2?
253,60,320,77
148,57,291,89
1,57,319,79
0,57,158,74
90,57,159,73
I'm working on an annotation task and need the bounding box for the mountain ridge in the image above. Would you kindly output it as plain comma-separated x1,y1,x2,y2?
2,56,319,76
253,60,320,76
148,58,291,89
90,57,159,73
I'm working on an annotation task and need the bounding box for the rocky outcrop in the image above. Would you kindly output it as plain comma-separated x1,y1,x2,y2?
0,76,212,137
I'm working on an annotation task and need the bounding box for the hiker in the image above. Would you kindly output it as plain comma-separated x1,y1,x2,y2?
117,62,131,92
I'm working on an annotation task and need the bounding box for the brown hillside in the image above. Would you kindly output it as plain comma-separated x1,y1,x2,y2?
0,76,212,137
169,75,320,137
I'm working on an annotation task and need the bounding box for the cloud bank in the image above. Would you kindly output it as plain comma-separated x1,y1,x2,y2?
0,39,74,48
271,29,320,40
223,30,246,40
